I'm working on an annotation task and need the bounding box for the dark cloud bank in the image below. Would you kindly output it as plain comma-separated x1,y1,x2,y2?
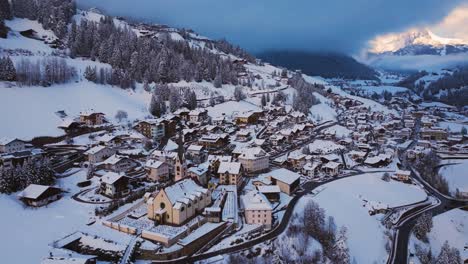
77,0,463,55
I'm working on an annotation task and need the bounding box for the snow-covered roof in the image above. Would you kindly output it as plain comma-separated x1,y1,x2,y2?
217,162,242,175
188,164,209,176
187,144,203,152
18,184,60,200
101,172,124,185
41,257,95,264
395,169,411,176
241,190,272,211
164,178,208,205
0,137,23,145
207,155,232,163
163,139,179,152
257,185,281,193
145,159,165,169
323,161,341,170
238,147,269,160
102,154,127,165
84,145,107,155
268,168,301,185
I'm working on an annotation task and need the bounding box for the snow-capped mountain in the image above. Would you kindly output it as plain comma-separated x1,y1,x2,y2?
369,28,468,56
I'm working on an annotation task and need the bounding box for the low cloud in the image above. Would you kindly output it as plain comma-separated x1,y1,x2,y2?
365,53,468,71
76,0,465,54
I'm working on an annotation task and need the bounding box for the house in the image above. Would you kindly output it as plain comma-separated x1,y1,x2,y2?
80,111,105,126
146,178,211,225
420,127,448,141
270,134,286,146
364,154,392,167
257,185,281,202
198,133,230,150
174,107,191,121
186,144,206,164
189,108,208,123
188,163,210,186
0,138,25,153
0,148,43,170
146,159,170,182
235,111,258,125
218,162,243,187
151,150,178,175
84,145,115,164
207,155,232,174
134,119,165,140
18,184,62,207
238,147,270,173
241,190,273,229
236,130,251,142
58,119,82,134
287,152,306,170
322,161,342,176
100,172,130,198
100,154,136,172
394,169,411,181
267,168,301,195
348,150,367,162
302,162,320,177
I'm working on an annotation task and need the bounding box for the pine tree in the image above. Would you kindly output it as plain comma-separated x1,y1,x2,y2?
149,92,161,117
0,0,12,20
83,66,97,82
213,70,222,88
0,56,16,81
261,94,267,107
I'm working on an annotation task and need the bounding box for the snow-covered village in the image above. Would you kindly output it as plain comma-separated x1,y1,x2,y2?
0,1,468,264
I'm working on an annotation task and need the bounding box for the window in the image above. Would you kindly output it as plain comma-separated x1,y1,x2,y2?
188,203,191,208
181,207,185,212
160,202,165,209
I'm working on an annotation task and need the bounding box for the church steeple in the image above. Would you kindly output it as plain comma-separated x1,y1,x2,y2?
175,121,186,182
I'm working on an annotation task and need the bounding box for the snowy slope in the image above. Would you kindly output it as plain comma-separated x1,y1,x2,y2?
0,81,150,139
312,172,427,263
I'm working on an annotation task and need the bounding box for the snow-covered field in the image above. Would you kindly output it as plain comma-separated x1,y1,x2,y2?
310,172,427,263
0,81,150,139
439,159,468,195
205,100,261,119
322,124,352,138
409,208,468,262
439,121,467,133
355,85,409,95
0,170,132,264
309,93,337,123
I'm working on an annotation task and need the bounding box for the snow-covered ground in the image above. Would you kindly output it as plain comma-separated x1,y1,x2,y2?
409,208,468,262
309,92,337,123
322,124,352,138
439,159,468,195
205,100,261,119
355,85,409,95
0,170,132,264
439,121,467,133
0,81,150,139
310,172,427,263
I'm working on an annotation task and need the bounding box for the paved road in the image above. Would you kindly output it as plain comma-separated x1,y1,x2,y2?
390,118,468,264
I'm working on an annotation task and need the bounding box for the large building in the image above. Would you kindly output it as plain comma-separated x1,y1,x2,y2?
237,147,270,173
84,146,115,164
134,119,165,140
218,162,243,187
146,159,170,182
147,179,211,225
0,138,25,153
80,111,105,126
241,190,272,228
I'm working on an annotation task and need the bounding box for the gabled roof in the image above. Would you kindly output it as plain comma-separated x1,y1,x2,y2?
268,168,300,185
164,178,207,206
0,137,23,145
218,162,242,175
18,184,61,200
84,145,107,155
101,172,126,185
145,159,166,169
241,190,272,211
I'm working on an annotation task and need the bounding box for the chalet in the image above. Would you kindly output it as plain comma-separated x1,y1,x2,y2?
394,169,411,181
235,111,258,125
100,172,130,198
257,185,281,202
212,116,226,126
322,161,342,176
188,108,208,123
218,162,243,187
287,152,306,170
134,119,165,140
267,168,301,195
186,144,206,164
0,148,43,170
348,150,366,162
289,111,306,122
100,154,136,172
146,178,211,225
235,130,251,142
396,128,412,139
80,111,105,126
84,145,115,164
241,190,273,228
364,154,392,167
237,147,270,173
0,138,25,153
58,119,82,134
207,155,232,174
188,163,209,186
198,133,229,150
18,184,62,207
174,107,191,121
270,134,286,146
302,162,320,177
420,127,448,141
146,159,170,182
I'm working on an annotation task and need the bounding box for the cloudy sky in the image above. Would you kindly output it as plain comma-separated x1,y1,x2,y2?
77,0,468,55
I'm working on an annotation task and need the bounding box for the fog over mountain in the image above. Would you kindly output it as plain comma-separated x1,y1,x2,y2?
76,0,465,54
